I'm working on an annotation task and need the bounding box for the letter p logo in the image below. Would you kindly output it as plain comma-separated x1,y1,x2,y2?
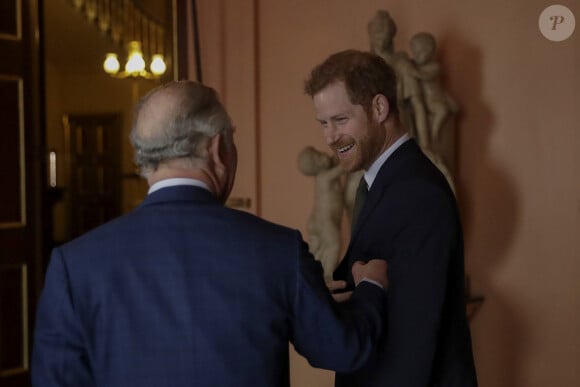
539,5,576,41
550,15,565,30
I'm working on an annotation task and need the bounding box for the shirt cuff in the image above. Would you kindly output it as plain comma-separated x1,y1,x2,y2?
360,278,384,289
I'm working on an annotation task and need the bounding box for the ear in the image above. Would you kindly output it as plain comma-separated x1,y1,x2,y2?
371,94,390,123
208,132,237,204
208,133,226,172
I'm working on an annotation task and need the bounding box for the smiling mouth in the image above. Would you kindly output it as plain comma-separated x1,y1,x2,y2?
337,143,354,154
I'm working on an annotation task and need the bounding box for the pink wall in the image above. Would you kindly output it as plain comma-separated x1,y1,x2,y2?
195,0,579,386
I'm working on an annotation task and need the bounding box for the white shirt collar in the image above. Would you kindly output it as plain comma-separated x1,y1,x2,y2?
364,133,410,189
148,178,210,194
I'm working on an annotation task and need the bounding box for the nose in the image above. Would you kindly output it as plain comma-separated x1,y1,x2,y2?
323,123,338,145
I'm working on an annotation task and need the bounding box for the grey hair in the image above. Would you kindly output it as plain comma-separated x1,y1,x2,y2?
130,81,232,175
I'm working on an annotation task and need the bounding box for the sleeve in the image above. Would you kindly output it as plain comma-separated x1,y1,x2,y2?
380,181,458,386
289,238,387,373
31,248,94,387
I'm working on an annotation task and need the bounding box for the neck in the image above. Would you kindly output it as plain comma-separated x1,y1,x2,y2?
147,162,218,197
380,118,407,154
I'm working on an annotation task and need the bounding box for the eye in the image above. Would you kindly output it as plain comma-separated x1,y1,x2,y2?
336,116,348,124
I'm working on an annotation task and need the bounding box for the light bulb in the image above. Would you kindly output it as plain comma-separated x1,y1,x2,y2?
125,41,146,74
150,54,167,76
103,53,120,74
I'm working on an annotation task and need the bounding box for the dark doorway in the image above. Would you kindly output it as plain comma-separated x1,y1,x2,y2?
62,113,122,239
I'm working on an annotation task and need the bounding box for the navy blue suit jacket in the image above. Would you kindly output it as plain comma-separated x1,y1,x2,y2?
333,139,477,386
32,185,387,387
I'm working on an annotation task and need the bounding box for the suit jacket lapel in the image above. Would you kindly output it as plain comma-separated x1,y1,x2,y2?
350,139,419,241
337,139,422,275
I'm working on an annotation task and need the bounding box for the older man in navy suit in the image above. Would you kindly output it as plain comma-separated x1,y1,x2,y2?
32,81,389,387
304,50,478,386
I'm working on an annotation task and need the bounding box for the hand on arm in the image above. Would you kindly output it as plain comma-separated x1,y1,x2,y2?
326,279,353,302
291,239,387,372
326,259,388,302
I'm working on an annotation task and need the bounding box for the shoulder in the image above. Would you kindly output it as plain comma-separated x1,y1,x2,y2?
376,148,458,218
379,142,451,191
63,205,303,253
224,207,303,244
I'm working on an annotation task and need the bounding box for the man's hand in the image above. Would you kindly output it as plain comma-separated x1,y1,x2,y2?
326,280,353,302
352,259,388,288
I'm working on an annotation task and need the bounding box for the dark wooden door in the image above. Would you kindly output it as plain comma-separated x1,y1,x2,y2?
0,0,44,386
62,114,122,239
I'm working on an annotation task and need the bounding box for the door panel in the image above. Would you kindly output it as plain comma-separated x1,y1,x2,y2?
0,0,42,386
0,265,28,376
0,77,25,227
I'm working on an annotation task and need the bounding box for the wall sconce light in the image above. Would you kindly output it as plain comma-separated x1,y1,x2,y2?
67,0,168,80
104,41,166,79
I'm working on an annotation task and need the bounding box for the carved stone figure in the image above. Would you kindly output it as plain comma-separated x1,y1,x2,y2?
297,146,345,278
408,32,459,148
368,10,426,145
367,10,459,190
344,170,364,223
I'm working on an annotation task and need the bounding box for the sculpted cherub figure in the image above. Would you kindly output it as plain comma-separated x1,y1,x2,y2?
343,170,364,226
368,10,431,147
366,11,459,194
408,32,459,142
297,146,345,278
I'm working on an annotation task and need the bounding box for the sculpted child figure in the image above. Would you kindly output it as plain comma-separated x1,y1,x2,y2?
344,170,364,225
367,11,459,193
297,146,345,278
367,10,429,148
408,32,459,142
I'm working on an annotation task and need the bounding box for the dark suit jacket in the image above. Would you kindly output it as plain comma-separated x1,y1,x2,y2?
334,139,478,386
32,185,387,387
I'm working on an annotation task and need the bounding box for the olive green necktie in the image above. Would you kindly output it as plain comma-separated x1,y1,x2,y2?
351,176,368,234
